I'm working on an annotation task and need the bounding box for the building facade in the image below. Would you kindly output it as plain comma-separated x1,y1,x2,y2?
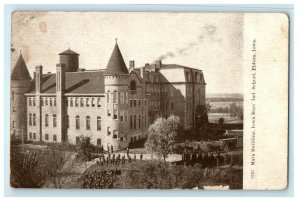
10,41,207,150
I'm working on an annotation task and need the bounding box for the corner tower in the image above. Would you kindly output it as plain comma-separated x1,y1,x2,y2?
104,40,129,150
11,52,32,140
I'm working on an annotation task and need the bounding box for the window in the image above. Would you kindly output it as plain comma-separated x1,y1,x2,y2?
120,92,124,104
45,134,49,141
171,102,174,110
54,98,56,106
80,98,84,107
125,92,128,104
86,116,90,130
97,138,101,146
33,98,36,106
33,133,36,139
66,99,68,106
108,109,111,117
29,114,32,126
107,91,110,103
70,98,73,107
113,91,117,103
130,115,133,129
113,109,118,119
91,98,95,107
138,100,141,107
50,98,53,106
97,98,101,107
76,115,80,129
130,99,133,108
134,100,136,107
33,114,36,126
29,132,32,139
29,98,32,106
125,111,128,122
12,121,15,129
134,115,137,129
97,116,101,130
12,91,15,102
120,111,124,122
113,130,118,139
45,114,49,127
53,114,57,127
107,127,111,135
67,115,69,129
86,98,89,107
75,98,79,107
53,134,57,142
130,80,137,94
45,98,48,106
145,99,147,106
41,98,44,106
13,107,15,112
138,115,141,128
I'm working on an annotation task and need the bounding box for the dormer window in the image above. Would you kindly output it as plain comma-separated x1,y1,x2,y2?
130,80,137,94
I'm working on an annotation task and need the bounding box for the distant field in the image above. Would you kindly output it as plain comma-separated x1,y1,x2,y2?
208,113,243,124
209,101,243,109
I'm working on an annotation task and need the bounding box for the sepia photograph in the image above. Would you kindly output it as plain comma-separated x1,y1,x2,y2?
9,12,247,190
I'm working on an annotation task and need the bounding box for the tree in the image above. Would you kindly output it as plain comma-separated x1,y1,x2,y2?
218,117,225,127
145,115,179,161
76,136,93,161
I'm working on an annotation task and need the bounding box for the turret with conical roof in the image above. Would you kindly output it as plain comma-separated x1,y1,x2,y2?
104,40,129,75
11,52,32,141
104,40,130,151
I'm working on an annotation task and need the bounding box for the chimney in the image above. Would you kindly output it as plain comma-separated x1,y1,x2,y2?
56,63,66,93
129,60,135,69
156,60,162,68
141,67,145,79
35,65,43,93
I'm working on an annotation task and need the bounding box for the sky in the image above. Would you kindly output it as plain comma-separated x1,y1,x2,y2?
11,12,243,94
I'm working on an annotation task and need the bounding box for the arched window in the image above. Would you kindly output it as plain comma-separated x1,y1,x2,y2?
80,98,84,107
86,116,90,130
134,115,137,129
45,114,49,127
97,98,101,107
97,116,101,130
91,98,95,107
29,113,32,126
138,115,141,128
76,115,80,129
130,80,137,94
86,98,89,107
75,98,79,107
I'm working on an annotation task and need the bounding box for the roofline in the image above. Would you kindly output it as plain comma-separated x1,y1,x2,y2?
25,93,105,97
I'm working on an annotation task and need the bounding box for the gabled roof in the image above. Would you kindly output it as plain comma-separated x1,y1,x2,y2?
58,49,79,55
28,71,105,94
105,42,129,75
11,53,31,80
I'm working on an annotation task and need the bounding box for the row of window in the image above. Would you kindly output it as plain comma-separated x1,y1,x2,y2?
66,97,101,108
72,115,101,131
149,101,174,110
28,132,57,142
129,99,147,108
107,91,129,104
129,114,147,130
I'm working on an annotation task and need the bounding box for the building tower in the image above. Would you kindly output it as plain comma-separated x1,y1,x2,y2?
58,48,79,72
10,52,32,141
104,40,129,150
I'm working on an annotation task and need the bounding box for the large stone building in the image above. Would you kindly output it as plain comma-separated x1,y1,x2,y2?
10,41,207,150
